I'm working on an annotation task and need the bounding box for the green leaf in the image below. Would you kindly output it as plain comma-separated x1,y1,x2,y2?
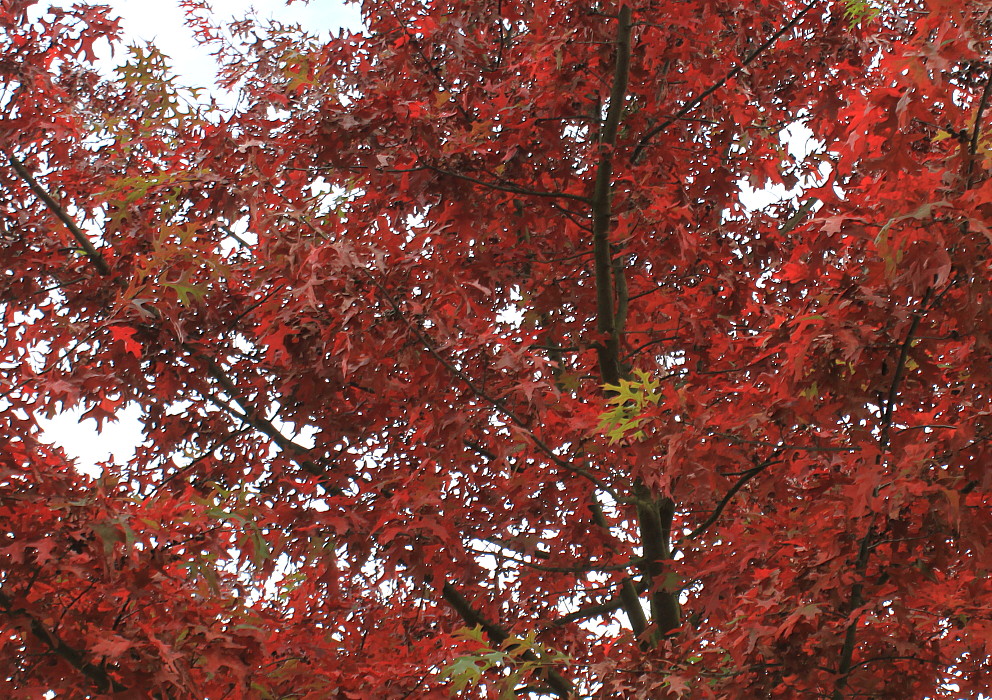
843,0,882,27
441,655,487,691
598,369,664,443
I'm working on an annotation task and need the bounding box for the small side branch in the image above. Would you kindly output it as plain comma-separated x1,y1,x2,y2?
186,345,332,481
970,72,992,158
833,292,930,698
588,496,648,636
679,456,782,544
547,578,649,628
968,73,992,187
832,528,874,700
878,294,930,451
631,0,821,163
357,267,617,497
424,164,592,203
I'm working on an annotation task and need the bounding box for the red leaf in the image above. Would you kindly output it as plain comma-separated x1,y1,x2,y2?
109,325,142,357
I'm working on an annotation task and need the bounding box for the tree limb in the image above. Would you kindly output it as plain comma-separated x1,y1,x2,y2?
970,72,992,158
0,590,128,694
587,6,683,642
678,456,783,545
589,495,648,636
546,577,649,628
3,151,112,276
356,266,618,498
423,164,592,203
185,345,336,485
440,582,574,698
833,291,930,699
631,0,822,163
590,4,632,387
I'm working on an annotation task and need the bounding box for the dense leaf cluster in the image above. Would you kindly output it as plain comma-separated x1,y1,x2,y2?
3,0,992,697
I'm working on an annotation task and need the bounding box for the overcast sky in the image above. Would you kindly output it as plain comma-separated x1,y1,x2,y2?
102,0,360,83
37,0,359,475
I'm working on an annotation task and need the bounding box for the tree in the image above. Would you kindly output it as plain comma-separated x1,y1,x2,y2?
2,0,992,696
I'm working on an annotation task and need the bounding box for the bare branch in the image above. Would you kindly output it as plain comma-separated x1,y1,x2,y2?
356,266,619,498
970,72,992,158
678,457,783,545
546,578,649,628
590,3,633,387
833,291,931,699
421,164,592,203
184,345,334,483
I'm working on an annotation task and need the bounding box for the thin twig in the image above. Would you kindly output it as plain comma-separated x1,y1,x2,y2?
878,290,931,451
970,72,992,158
588,496,649,636
0,590,127,694
679,457,783,544
356,266,619,498
966,70,992,190
186,346,333,482
422,164,591,203
713,432,859,453
590,3,633,387
833,290,931,699
471,544,642,574
546,578,649,628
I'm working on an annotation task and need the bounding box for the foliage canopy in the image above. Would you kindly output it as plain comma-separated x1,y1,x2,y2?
3,0,992,697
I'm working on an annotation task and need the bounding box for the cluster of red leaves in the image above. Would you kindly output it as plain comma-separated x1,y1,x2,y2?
4,0,992,697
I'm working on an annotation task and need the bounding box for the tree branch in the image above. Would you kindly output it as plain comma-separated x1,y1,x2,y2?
440,582,574,698
422,164,592,203
470,545,641,574
3,151,112,276
636,490,680,639
877,293,930,452
631,0,822,163
589,495,648,637
0,590,128,694
678,456,782,545
546,578,649,628
356,266,618,498
970,72,992,158
185,345,336,484
833,292,930,698
587,6,683,642
590,3,632,387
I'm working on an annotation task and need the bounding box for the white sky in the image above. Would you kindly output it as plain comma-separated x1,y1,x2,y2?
37,0,359,475
103,0,360,84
